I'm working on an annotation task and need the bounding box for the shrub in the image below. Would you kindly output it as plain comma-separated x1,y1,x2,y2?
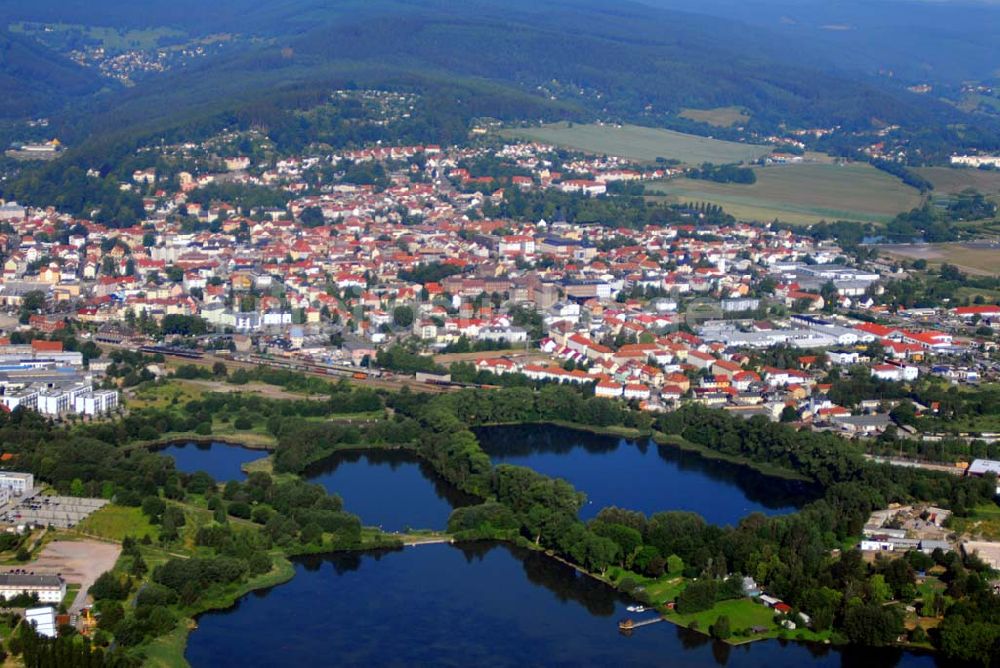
228,501,252,519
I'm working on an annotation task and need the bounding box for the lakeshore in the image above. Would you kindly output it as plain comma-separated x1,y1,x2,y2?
142,425,825,665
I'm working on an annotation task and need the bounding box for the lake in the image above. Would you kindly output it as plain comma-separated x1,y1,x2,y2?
301,449,479,532
156,441,264,482
160,424,817,532
186,542,941,668
476,424,817,525
158,442,475,532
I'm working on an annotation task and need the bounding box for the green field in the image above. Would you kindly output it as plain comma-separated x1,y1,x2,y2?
679,106,749,128
503,123,772,165
881,242,1000,277
917,167,1000,196
77,504,159,542
948,502,1000,541
669,597,775,633
647,162,923,225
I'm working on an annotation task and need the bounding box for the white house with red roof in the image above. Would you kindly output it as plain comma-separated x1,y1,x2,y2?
595,379,624,398
872,362,919,382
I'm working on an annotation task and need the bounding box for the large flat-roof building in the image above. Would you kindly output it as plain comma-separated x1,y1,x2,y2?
967,459,1000,495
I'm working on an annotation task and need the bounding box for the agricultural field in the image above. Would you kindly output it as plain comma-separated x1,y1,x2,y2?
916,167,1000,196
502,123,772,165
678,106,749,128
880,242,1000,276
955,93,1000,116
647,162,923,225
9,22,185,52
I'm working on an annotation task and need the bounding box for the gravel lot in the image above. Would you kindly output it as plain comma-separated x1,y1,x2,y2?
25,540,121,612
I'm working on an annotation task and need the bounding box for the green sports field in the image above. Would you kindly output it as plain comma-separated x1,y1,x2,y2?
646,162,923,225
502,123,772,165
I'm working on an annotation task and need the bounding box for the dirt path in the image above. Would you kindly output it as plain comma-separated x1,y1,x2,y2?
180,379,327,401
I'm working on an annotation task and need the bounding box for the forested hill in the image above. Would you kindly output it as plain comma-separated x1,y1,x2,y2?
286,0,971,131
0,28,103,118
3,0,997,157
641,0,1000,85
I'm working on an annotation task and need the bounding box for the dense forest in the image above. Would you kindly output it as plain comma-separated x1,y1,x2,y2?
0,28,103,118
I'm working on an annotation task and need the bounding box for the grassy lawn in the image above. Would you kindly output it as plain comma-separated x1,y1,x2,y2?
502,123,772,165
948,502,1000,540
238,455,300,485
62,584,81,608
129,380,207,410
679,106,749,128
207,421,278,447
76,505,159,542
647,162,922,225
916,575,946,602
642,576,686,604
668,597,775,634
142,623,193,668
916,166,1000,196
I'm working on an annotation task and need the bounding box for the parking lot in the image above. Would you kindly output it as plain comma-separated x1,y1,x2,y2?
0,495,108,529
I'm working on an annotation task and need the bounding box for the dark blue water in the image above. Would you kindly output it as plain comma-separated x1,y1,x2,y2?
186,542,940,668
160,442,475,532
301,449,479,532
157,441,265,481
475,425,818,525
